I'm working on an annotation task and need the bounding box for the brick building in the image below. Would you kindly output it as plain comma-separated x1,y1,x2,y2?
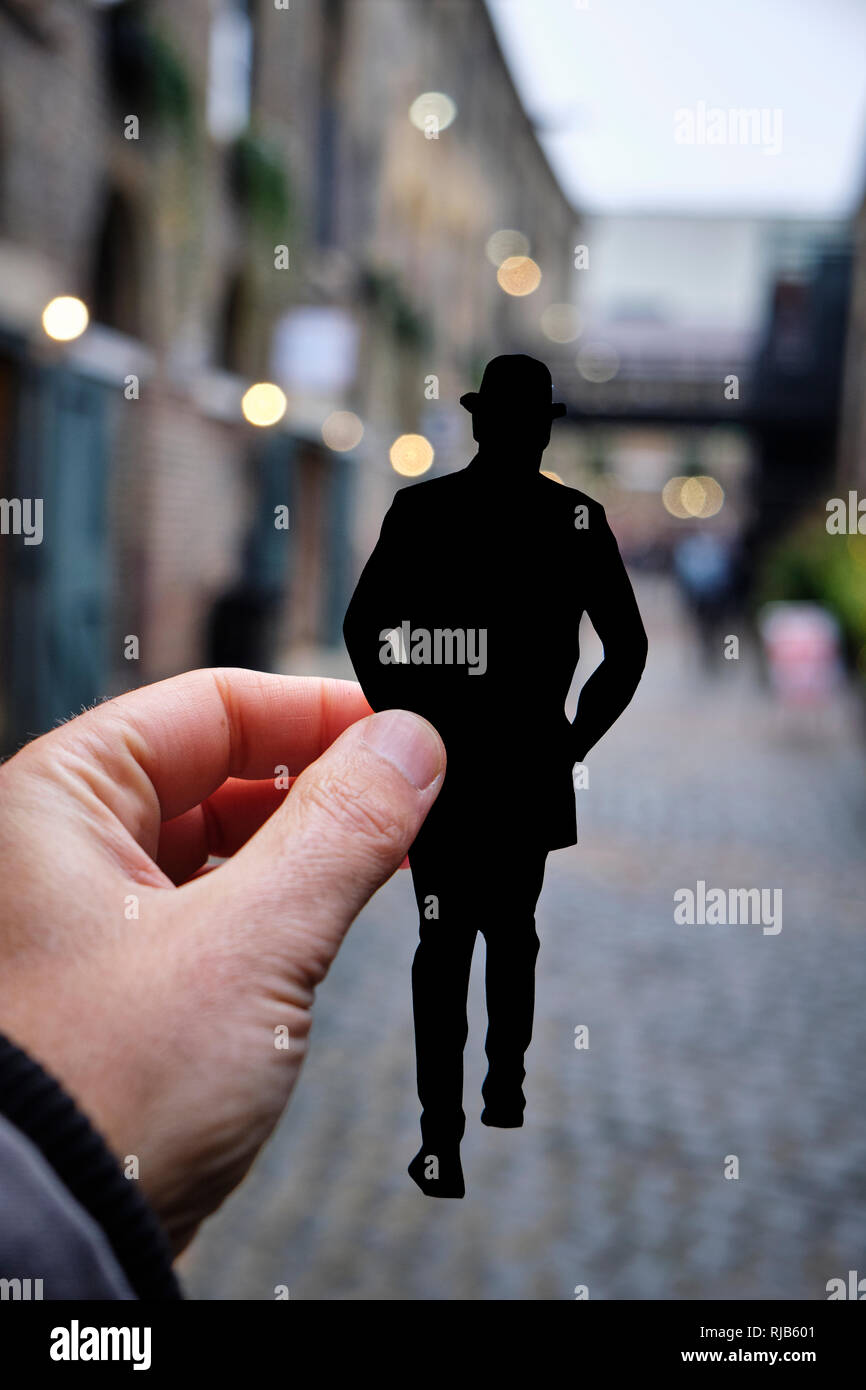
0,0,579,752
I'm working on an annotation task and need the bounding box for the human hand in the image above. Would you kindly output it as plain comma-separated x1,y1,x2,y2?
0,670,444,1253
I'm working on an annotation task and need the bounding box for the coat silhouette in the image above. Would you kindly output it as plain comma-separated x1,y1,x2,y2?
344,355,647,1197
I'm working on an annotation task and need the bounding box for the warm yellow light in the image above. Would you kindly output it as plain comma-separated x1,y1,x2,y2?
322,411,364,452
485,229,530,267
680,477,707,516
42,296,89,342
693,475,724,517
662,475,725,519
541,470,564,484
390,433,434,477
497,256,542,297
577,342,619,383
662,477,688,518
409,92,457,134
541,303,581,343
242,382,287,427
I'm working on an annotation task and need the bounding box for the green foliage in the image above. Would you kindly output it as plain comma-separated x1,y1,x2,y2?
232,131,293,237
104,5,196,144
757,508,866,670
146,26,196,141
361,267,432,351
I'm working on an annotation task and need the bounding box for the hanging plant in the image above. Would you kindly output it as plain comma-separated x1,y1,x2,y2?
103,5,196,146
360,266,432,351
146,26,196,144
231,131,294,239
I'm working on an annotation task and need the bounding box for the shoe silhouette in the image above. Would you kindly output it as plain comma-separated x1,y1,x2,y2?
480,1081,526,1128
480,1105,524,1129
344,355,648,1195
408,1145,466,1199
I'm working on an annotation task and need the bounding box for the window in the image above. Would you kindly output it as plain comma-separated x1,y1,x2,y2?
207,0,255,143
90,187,144,339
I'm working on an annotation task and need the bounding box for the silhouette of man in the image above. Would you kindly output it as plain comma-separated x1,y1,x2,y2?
344,355,647,1198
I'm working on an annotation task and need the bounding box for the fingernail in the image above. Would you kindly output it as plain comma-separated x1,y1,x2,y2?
361,710,444,790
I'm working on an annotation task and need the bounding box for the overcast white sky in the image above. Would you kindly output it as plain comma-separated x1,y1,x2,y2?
486,0,866,217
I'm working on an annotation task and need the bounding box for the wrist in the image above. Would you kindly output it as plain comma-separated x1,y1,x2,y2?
0,1030,181,1299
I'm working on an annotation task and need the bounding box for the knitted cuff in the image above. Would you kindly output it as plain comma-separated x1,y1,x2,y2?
0,1031,182,1301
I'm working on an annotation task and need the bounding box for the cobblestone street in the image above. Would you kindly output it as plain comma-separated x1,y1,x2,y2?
182,582,866,1300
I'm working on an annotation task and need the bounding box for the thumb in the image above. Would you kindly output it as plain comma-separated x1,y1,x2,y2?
193,709,445,986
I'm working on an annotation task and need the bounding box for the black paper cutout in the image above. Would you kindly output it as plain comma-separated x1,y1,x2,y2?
344,355,648,1197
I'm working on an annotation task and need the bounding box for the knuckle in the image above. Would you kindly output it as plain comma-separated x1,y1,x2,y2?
297,768,410,848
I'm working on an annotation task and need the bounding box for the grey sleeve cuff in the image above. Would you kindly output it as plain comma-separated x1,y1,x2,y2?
0,1114,135,1300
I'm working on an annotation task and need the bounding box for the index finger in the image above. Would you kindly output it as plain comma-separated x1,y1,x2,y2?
36,668,373,825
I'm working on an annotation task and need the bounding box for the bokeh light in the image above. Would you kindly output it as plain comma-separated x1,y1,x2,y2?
241,382,287,427
577,342,620,382
485,229,531,267
662,477,690,518
541,302,581,343
408,92,457,134
390,433,434,477
322,410,364,452
497,256,542,296
41,296,89,342
662,475,725,518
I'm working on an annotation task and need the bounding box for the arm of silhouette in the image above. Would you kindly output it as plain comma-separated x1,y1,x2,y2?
344,491,411,712
571,508,648,762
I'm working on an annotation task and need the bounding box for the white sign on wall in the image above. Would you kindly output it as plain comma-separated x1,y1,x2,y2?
270,307,360,398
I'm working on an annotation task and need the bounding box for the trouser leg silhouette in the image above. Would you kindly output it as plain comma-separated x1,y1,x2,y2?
411,914,477,1147
409,840,547,1142
481,849,547,1116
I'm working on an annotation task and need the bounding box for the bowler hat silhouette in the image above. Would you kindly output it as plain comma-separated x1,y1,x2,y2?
459,353,567,418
